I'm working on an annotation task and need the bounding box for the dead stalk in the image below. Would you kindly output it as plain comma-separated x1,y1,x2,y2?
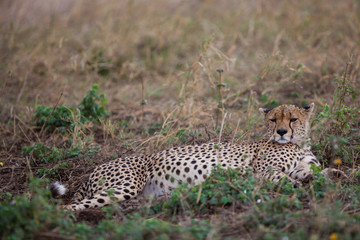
218,112,228,144
39,92,63,137
141,76,146,122
216,69,224,127
231,118,241,144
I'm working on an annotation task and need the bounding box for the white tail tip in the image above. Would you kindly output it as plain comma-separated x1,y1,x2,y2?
48,181,67,198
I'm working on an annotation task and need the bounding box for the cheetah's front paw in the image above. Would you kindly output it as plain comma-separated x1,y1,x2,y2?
301,174,315,184
63,204,74,210
292,180,303,188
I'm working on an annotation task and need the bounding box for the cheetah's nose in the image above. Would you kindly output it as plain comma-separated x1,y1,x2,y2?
277,129,288,136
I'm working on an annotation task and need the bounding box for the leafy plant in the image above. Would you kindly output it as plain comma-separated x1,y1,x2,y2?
0,178,213,240
312,74,359,165
22,143,63,164
175,128,190,143
37,162,69,177
34,105,74,133
151,167,266,215
33,84,109,133
22,142,85,165
249,201,360,240
86,49,113,77
0,178,72,240
78,84,110,122
245,194,303,230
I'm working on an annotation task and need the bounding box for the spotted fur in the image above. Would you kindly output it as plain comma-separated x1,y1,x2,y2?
55,103,340,210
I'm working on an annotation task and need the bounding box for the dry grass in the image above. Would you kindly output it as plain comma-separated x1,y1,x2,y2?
0,0,359,238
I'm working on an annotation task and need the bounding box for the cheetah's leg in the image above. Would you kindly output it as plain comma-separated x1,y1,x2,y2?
256,167,302,187
289,159,319,183
72,182,88,202
64,178,146,210
321,168,348,180
289,156,347,183
64,188,131,211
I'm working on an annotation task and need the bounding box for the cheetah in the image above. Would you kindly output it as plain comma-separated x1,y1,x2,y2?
50,103,342,210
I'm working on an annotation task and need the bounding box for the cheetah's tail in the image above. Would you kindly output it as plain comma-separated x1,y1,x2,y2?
48,181,67,198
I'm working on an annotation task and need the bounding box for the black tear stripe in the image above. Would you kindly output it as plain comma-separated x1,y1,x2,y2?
289,121,294,139
272,123,277,136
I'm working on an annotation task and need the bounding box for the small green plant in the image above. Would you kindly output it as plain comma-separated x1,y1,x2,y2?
310,164,333,198
22,143,63,164
175,128,190,143
312,74,359,165
22,143,84,165
1,178,214,239
86,49,113,77
247,200,360,240
78,84,110,122
150,167,262,215
81,213,213,240
33,84,109,133
0,178,72,240
34,105,74,133
245,194,303,230
265,99,279,109
259,93,281,109
37,162,69,177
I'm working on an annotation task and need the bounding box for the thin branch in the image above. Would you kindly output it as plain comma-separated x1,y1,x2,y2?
39,92,63,137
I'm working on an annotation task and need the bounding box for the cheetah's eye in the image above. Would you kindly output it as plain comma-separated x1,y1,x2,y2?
269,119,276,123
290,118,298,122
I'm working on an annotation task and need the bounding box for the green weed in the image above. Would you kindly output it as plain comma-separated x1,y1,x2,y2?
34,105,74,133
312,74,359,164
86,49,113,77
150,167,300,215
78,84,110,122
251,201,360,240
0,178,72,240
22,142,96,177
22,142,84,164
22,143,63,164
0,178,213,240
34,84,109,133
37,162,69,177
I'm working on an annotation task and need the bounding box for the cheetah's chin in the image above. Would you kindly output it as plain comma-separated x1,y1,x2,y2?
275,139,290,144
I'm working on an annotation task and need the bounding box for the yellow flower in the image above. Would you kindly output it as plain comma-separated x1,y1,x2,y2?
334,159,342,165
0,162,3,167
329,233,338,240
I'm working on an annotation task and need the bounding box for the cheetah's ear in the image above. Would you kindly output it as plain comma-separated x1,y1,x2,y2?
302,102,315,119
259,108,271,116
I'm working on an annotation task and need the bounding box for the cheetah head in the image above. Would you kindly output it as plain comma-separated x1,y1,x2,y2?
259,103,314,145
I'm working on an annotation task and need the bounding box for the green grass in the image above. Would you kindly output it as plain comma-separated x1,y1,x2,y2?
1,167,359,239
